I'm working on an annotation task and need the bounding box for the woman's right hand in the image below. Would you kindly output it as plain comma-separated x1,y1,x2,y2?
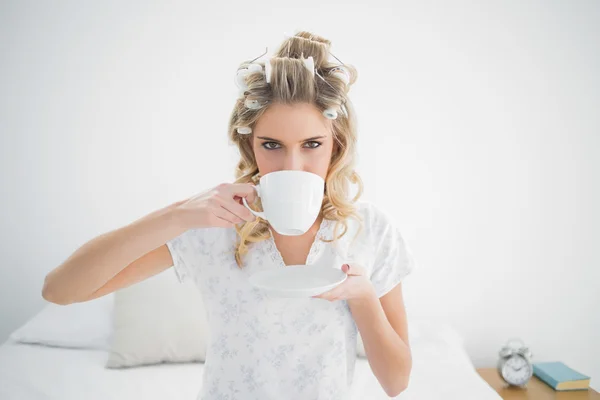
174,183,258,229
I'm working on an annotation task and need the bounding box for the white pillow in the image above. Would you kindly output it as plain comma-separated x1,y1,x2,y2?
356,318,465,358
9,294,114,350
105,269,209,368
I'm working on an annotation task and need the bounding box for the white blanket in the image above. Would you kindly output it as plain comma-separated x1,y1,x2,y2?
0,321,500,400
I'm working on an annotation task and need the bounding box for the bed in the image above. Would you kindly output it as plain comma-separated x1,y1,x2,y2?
0,319,500,399
0,272,501,399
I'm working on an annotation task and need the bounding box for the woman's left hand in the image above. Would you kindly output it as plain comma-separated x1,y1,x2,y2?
312,264,375,303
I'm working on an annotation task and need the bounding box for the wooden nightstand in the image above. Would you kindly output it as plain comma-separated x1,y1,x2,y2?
477,368,599,399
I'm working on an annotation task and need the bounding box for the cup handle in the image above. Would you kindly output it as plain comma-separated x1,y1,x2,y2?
242,184,267,220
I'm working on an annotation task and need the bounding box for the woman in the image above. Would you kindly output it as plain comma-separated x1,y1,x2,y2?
42,31,416,399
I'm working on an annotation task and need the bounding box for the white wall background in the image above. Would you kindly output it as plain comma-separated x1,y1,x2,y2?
1,0,599,390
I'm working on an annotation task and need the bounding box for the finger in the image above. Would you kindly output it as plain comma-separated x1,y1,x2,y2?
233,192,257,207
328,287,345,299
207,211,239,228
220,197,256,222
318,293,341,302
224,183,258,203
343,264,365,276
210,204,244,225
241,189,257,205
313,292,335,301
212,215,239,228
316,285,345,301
313,289,330,299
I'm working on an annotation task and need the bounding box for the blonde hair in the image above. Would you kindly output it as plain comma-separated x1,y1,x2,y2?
228,31,364,267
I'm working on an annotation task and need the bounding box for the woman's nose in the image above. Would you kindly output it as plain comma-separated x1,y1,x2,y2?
282,151,303,171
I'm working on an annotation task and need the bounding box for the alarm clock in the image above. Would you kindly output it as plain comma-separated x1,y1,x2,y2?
497,338,533,387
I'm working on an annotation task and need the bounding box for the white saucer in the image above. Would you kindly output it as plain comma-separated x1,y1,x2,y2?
248,265,347,298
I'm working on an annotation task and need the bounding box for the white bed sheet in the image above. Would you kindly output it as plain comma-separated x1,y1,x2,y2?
352,331,502,399
0,323,500,400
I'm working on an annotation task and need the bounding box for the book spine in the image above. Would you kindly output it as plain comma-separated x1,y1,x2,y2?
534,368,559,389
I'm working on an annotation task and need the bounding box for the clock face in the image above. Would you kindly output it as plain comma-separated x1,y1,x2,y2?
502,355,532,385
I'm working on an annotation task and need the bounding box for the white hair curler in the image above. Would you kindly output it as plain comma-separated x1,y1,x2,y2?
244,99,261,110
323,108,338,120
329,67,350,86
236,126,252,135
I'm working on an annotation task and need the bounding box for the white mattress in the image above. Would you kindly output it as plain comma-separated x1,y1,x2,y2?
0,321,500,400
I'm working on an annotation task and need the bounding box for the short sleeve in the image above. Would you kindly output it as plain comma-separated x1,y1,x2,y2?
369,207,417,298
166,229,200,284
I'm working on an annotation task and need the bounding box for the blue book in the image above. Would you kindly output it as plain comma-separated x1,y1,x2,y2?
533,362,591,391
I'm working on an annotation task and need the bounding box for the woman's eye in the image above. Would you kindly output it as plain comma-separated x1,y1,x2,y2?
261,141,321,150
303,141,322,149
262,142,281,150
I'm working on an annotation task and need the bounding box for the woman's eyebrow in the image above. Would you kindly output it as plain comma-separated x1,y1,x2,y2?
303,135,327,142
256,135,327,142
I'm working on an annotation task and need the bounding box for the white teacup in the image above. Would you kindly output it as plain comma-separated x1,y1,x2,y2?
242,170,325,236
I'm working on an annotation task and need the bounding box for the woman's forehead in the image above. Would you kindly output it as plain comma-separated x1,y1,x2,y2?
254,103,332,140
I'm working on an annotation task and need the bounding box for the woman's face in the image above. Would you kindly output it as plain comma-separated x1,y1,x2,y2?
252,102,334,180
